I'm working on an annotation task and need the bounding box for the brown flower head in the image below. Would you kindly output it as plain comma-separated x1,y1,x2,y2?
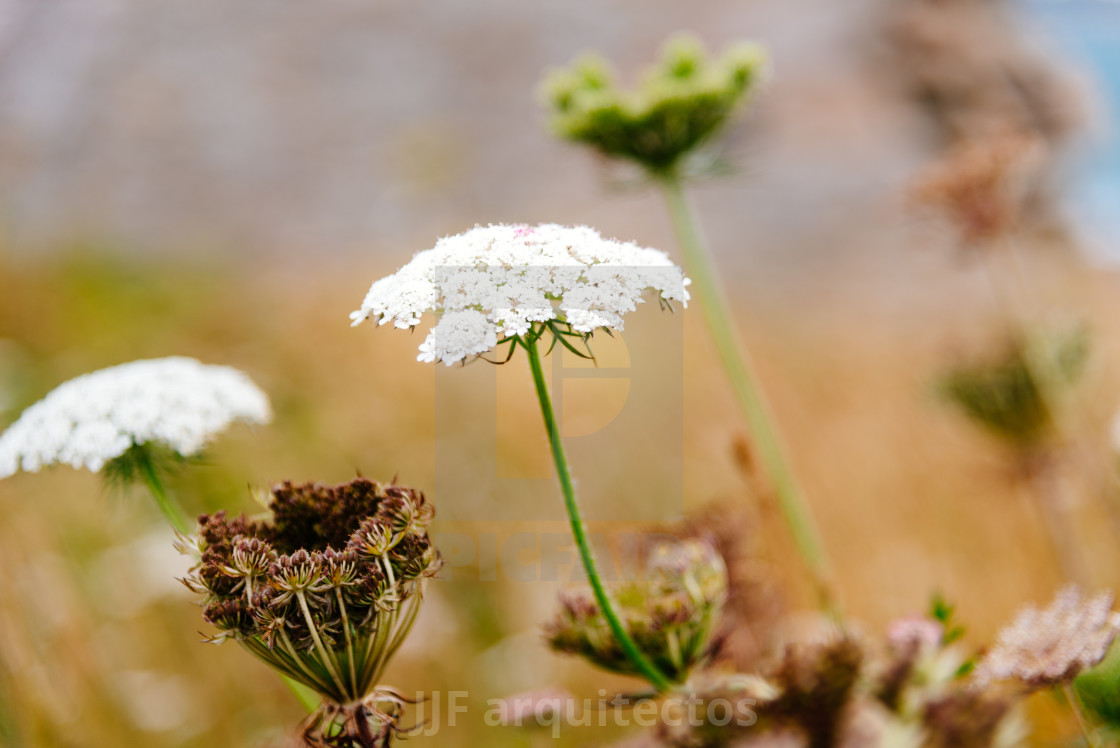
972,585,1120,691
910,134,1043,246
181,477,442,746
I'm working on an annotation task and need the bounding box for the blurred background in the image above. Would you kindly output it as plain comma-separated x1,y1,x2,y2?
2,0,1120,745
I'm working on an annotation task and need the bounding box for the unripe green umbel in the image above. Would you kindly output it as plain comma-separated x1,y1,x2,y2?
541,35,768,174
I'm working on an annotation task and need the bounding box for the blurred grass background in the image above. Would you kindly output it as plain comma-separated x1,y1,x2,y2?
4,235,1120,745
2,0,1120,745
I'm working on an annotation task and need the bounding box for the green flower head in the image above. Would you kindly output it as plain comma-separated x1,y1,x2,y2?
545,538,727,682
541,35,768,174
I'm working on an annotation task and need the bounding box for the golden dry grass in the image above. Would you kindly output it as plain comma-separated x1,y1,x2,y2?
1,235,1119,746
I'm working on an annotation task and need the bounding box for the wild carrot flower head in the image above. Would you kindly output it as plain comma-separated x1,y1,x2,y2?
182,477,441,719
541,35,767,174
972,585,1120,691
0,357,270,478
350,223,690,366
545,538,726,682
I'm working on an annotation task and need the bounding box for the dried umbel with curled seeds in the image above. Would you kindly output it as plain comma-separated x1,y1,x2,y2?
181,478,442,747
545,539,727,682
972,585,1120,692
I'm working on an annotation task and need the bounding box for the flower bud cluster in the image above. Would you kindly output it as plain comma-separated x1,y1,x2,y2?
546,539,727,682
542,35,767,174
183,477,441,706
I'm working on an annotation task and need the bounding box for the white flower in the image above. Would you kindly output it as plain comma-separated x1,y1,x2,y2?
0,357,272,477
350,224,691,365
972,585,1120,690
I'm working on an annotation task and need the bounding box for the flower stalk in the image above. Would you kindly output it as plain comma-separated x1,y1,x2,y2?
522,328,675,692
1063,682,1103,748
658,172,840,619
132,445,191,536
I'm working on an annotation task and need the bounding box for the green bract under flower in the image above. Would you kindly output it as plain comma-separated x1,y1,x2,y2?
545,539,727,682
541,35,767,174
182,478,441,742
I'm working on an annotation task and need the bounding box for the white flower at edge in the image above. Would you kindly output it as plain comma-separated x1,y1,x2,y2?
0,357,271,478
350,223,691,365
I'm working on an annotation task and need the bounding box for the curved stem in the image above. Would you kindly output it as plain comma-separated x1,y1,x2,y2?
657,173,840,618
134,451,190,536
524,333,674,691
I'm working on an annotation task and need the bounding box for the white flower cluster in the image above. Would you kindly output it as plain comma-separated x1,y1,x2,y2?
350,224,691,365
972,585,1120,689
0,357,271,477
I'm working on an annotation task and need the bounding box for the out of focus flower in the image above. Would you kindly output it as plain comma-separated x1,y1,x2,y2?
764,633,865,747
541,35,767,174
350,223,690,366
972,585,1120,691
938,328,1088,452
0,356,270,477
545,539,726,682
655,672,777,747
181,477,442,746
922,689,1020,748
886,616,945,657
676,500,784,671
911,135,1044,246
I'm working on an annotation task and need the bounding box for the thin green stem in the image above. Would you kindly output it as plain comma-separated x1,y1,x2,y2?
524,333,675,692
336,589,359,698
278,627,334,697
134,452,191,536
296,591,350,701
242,639,321,711
657,173,840,618
1063,682,1103,748
133,450,319,712
282,676,321,713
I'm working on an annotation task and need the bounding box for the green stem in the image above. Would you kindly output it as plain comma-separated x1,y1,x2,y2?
296,591,350,702
1063,682,1103,748
523,333,674,691
282,676,321,713
658,173,840,618
134,451,191,536
336,589,359,697
132,449,319,712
